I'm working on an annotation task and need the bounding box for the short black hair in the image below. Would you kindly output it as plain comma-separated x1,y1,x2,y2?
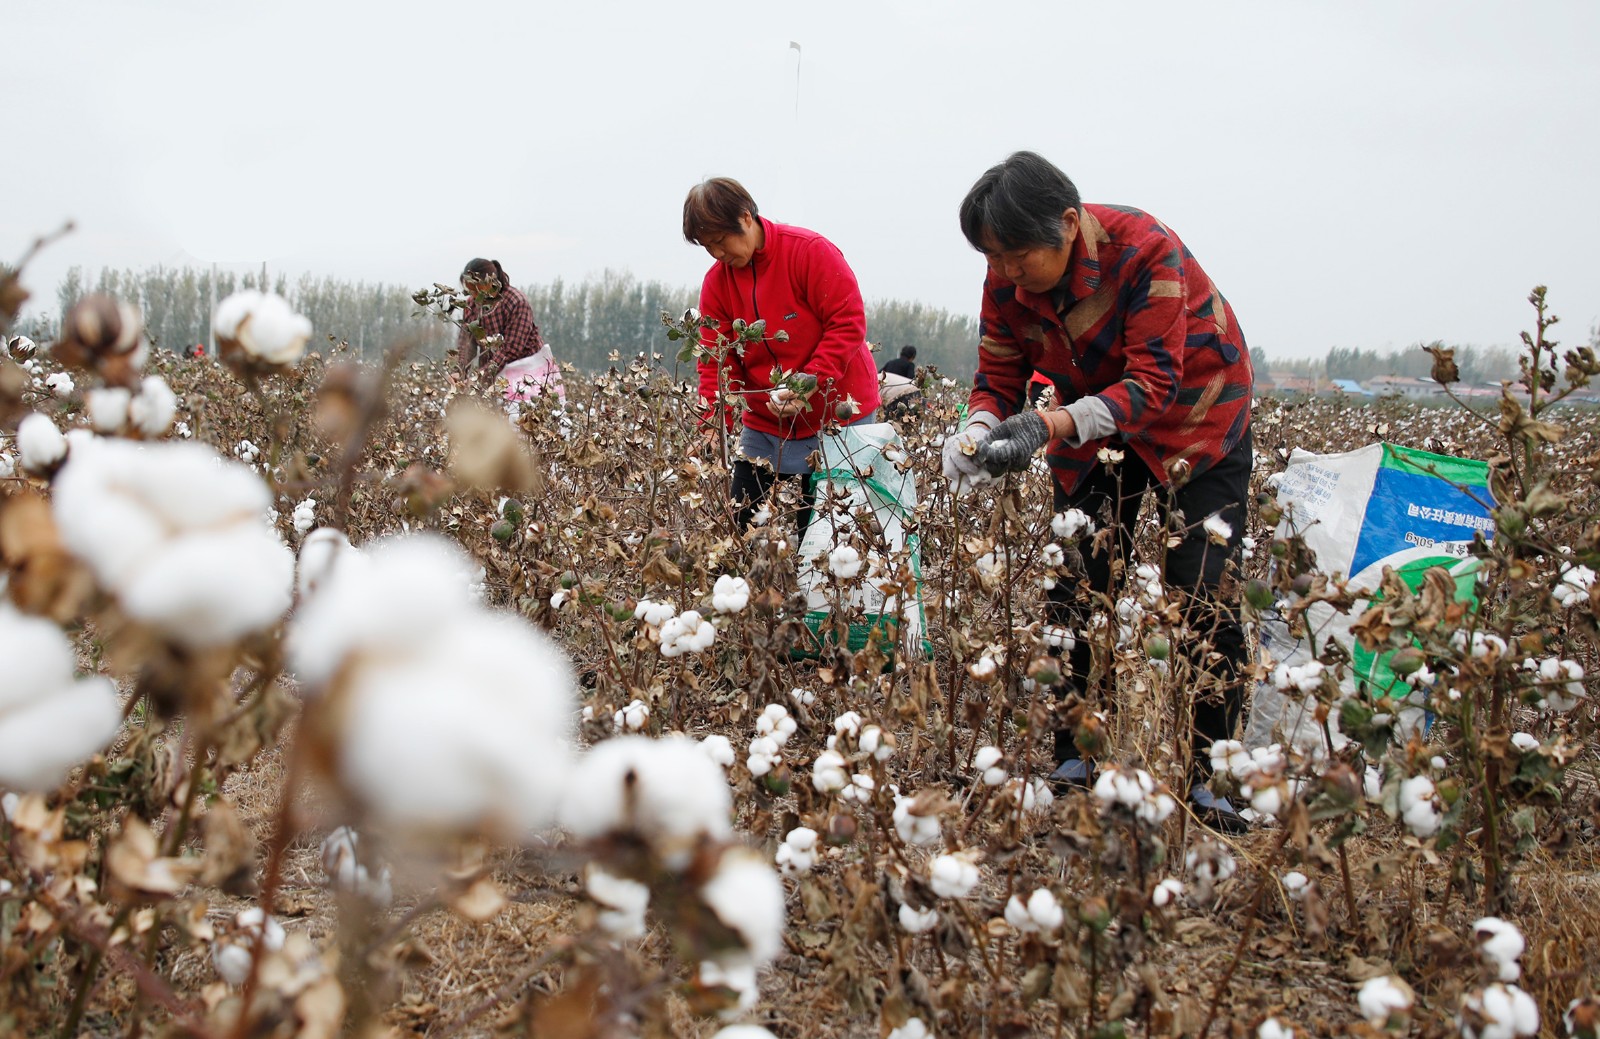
958,151,1081,252
900,345,917,359
683,178,760,245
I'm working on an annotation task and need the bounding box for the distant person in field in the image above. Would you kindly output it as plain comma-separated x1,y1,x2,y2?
683,177,880,535
942,151,1254,832
456,258,562,399
878,345,924,421
880,344,917,378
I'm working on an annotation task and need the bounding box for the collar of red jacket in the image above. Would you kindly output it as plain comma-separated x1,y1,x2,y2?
1011,205,1113,318
750,216,778,267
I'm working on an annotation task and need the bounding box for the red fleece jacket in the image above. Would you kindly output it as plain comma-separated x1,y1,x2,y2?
697,218,880,439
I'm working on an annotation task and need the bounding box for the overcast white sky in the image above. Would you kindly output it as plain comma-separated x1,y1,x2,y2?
5,0,1597,360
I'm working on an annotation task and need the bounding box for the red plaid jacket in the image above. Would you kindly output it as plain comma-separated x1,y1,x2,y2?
458,287,543,378
969,203,1253,494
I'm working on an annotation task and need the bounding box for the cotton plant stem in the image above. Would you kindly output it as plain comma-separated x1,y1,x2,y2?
1198,823,1292,1039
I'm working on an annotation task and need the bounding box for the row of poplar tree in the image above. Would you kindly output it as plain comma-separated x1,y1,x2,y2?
35,266,983,379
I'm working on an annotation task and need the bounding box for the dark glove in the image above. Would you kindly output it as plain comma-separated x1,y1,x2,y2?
977,412,1050,475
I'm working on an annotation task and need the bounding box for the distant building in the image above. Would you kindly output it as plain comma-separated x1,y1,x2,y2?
1367,375,1441,400
1330,378,1374,397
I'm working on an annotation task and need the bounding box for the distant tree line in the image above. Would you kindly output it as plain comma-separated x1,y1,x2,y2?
1263,342,1520,384
37,265,984,378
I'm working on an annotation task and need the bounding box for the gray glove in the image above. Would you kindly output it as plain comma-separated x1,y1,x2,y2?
977,412,1050,475
940,412,999,496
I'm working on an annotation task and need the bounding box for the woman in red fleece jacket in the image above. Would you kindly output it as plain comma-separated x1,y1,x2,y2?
683,178,880,534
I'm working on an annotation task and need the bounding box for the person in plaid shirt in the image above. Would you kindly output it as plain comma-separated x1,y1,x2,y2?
944,151,1254,832
456,258,545,385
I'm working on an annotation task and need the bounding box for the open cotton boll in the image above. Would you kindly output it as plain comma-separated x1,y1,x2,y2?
128,375,176,436
0,607,123,791
213,290,265,340
586,865,650,939
887,1017,930,1039
559,735,733,868
696,959,758,1019
699,849,786,967
1458,983,1539,1039
711,574,751,614
339,614,576,836
1357,975,1413,1025
1472,917,1526,982
17,412,68,473
711,1027,778,1039
87,387,132,433
296,528,359,600
288,534,485,689
898,904,937,933
50,438,293,648
118,524,294,649
928,852,979,899
215,290,312,365
700,734,735,768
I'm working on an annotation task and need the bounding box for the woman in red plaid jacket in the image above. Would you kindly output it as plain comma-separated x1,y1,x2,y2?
944,151,1255,833
456,258,548,388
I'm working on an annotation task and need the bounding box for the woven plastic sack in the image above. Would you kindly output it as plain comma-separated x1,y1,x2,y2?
795,422,927,658
1244,442,1494,751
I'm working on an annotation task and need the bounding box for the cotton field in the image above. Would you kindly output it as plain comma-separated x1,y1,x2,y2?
1,284,1598,1039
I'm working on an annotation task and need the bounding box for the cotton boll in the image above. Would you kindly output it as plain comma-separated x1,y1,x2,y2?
859,724,894,760
812,750,848,794
288,534,484,689
45,372,75,398
659,610,715,657
586,865,650,940
215,291,312,365
1026,888,1063,931
1399,775,1443,839
213,290,264,340
1152,878,1185,907
892,792,942,846
340,615,576,837
1458,983,1539,1039
0,609,123,791
696,959,758,1019
898,903,937,933
292,497,317,536
87,387,131,433
887,1017,930,1039
296,527,358,600
118,524,294,649
559,735,732,868
634,598,676,626
1281,871,1309,900
833,711,861,738
1051,509,1094,539
1202,513,1233,544
711,1027,778,1039
1472,917,1526,982
1509,732,1539,753
17,412,68,473
1357,975,1413,1026
1258,1018,1294,1039
128,375,177,436
711,574,751,614
1004,893,1036,932
698,849,785,967
928,852,980,899
828,545,862,579
700,734,735,768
